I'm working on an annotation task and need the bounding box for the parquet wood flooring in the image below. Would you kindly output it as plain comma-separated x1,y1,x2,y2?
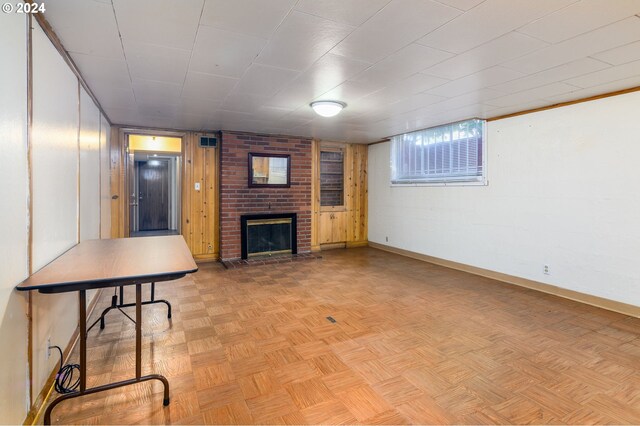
42,247,640,424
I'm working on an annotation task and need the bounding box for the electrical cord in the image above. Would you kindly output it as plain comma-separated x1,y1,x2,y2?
49,345,80,394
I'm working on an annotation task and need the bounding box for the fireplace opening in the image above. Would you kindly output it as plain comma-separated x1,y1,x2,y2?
241,213,297,260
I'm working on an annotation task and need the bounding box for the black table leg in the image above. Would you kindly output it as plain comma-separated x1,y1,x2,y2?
87,283,171,332
43,286,170,425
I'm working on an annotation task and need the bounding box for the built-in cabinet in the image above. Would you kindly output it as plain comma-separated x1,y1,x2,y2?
319,211,347,244
312,140,367,250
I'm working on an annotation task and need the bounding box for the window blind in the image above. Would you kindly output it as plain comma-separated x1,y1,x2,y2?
391,119,486,184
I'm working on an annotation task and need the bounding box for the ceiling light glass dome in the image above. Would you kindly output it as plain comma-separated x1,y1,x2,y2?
310,100,346,117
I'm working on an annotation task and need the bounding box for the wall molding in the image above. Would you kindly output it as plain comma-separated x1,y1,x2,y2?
487,85,640,122
368,241,640,319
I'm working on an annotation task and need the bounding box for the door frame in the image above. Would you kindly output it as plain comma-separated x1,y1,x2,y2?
120,128,186,238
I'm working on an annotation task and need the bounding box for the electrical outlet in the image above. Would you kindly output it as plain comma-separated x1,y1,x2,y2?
385,236,388,242
194,182,201,191
543,264,550,275
46,336,51,360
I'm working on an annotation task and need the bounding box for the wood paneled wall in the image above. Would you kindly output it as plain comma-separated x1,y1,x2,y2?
311,140,368,250
347,143,368,246
110,128,219,261
182,133,218,261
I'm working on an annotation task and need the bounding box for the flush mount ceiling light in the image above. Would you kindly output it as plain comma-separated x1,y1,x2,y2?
310,100,346,118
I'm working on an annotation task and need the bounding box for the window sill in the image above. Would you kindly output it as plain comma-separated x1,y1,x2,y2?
391,180,488,187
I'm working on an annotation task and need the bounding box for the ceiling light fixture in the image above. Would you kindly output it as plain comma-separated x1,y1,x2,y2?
310,100,346,118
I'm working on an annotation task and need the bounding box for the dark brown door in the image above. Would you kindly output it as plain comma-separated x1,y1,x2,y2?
138,160,169,231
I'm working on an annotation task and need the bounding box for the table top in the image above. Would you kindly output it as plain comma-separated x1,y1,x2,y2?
17,236,198,294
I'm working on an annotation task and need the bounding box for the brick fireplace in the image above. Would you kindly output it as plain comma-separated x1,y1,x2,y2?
219,131,312,261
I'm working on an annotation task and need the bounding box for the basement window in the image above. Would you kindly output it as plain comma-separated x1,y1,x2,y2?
391,119,487,186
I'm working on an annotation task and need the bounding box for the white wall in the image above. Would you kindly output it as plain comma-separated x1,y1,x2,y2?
0,16,111,422
80,87,101,241
0,12,30,425
31,22,81,398
369,90,640,308
100,115,111,238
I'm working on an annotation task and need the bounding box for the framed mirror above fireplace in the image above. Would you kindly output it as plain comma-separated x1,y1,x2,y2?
248,153,291,187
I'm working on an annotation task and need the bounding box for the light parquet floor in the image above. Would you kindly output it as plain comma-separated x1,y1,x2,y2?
44,248,640,424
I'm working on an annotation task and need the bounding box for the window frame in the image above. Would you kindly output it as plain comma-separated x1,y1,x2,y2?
319,142,347,212
390,118,488,187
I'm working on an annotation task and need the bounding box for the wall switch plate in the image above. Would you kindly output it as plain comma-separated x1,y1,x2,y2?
194,182,201,191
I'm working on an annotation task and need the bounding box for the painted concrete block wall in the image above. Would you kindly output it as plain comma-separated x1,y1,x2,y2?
80,87,101,242
0,12,30,425
368,90,640,308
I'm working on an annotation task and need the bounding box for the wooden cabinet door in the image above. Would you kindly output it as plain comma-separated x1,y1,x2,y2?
319,212,334,244
331,211,347,242
319,211,347,244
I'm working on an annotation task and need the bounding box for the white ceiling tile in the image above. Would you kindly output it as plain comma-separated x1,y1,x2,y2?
423,32,548,80
546,75,640,103
134,103,180,118
267,53,370,109
296,53,371,93
45,0,640,142
221,95,271,113
380,92,446,115
591,40,640,66
178,97,223,116
359,73,450,105
426,66,524,97
517,0,640,44
503,16,640,74
201,0,296,38
294,0,391,26
174,113,212,130
331,0,461,63
256,11,355,71
275,116,313,129
314,81,381,104
190,26,267,78
256,106,294,120
350,43,453,86
491,58,611,93
113,0,203,50
104,107,141,125
564,60,640,88
43,0,123,59
416,0,575,54
435,88,506,110
71,53,131,88
230,64,299,97
483,100,552,118
136,115,179,129
123,41,190,83
433,0,486,11
89,83,136,109
132,79,182,104
267,85,314,109
486,82,579,107
182,72,238,100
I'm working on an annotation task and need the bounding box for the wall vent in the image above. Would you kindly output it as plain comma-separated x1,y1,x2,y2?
199,134,218,148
